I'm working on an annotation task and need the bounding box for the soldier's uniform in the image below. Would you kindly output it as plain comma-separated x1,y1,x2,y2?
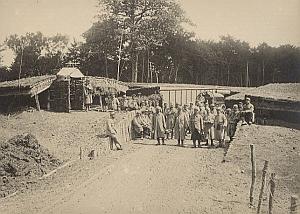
214,108,227,147
190,107,204,148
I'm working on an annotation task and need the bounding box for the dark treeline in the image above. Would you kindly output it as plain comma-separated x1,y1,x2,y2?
1,0,299,86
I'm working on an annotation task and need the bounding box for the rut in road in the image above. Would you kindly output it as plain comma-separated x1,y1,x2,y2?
49,141,251,214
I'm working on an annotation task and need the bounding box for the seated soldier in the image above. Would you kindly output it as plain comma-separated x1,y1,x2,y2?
243,97,255,125
132,111,151,139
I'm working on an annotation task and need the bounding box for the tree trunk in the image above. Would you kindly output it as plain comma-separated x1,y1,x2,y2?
227,64,230,86
174,63,180,83
134,52,139,82
104,52,108,78
262,60,265,85
147,49,150,83
142,53,145,83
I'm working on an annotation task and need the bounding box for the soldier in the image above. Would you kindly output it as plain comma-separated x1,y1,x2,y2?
152,106,166,145
129,94,139,110
163,103,168,115
165,103,176,139
120,95,129,111
227,105,240,141
210,103,217,116
84,81,93,111
189,107,204,148
214,107,227,148
110,93,120,111
106,111,122,150
188,102,194,116
203,108,215,147
183,104,190,121
174,106,189,147
132,111,151,139
243,97,255,125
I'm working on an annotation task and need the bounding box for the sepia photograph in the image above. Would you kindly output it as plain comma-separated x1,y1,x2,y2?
0,0,299,213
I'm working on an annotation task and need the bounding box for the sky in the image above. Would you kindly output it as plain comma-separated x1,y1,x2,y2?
0,0,299,65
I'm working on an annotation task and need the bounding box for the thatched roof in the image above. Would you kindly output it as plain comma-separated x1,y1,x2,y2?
226,83,300,102
87,76,129,94
247,83,300,102
129,83,253,96
0,75,56,97
56,67,84,78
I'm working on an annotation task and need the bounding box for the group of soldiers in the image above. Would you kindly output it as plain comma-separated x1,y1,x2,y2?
106,94,254,150
131,97,255,148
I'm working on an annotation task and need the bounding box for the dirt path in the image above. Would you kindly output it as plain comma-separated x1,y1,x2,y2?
1,110,298,214
42,140,252,214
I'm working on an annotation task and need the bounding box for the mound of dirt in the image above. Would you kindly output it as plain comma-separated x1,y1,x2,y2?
0,133,61,197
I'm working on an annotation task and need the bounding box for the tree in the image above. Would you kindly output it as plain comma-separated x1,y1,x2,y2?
84,0,188,82
5,32,69,80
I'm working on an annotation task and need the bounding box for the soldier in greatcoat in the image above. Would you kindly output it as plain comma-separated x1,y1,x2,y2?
152,106,166,145
165,103,176,139
189,107,204,148
214,107,227,148
174,106,189,147
203,108,215,147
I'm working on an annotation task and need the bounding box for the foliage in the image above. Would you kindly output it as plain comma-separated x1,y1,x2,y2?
0,32,69,81
0,1,299,86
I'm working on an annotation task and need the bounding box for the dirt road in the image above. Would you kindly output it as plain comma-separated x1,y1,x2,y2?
1,110,298,214
40,140,252,214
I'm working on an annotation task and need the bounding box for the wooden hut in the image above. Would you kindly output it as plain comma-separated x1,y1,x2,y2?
0,75,56,112
226,83,300,123
50,67,85,112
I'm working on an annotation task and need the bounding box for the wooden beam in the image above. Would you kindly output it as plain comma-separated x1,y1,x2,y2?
35,94,41,111
30,79,54,97
0,90,31,97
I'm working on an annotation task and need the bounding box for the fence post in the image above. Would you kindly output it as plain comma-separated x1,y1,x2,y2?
290,195,298,214
268,173,275,214
257,160,269,214
250,144,256,206
79,147,82,160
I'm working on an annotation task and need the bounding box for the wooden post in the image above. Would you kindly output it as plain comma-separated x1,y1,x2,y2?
47,90,51,111
185,90,188,104
34,94,41,111
268,173,275,214
290,195,298,214
99,95,103,111
79,147,82,160
257,160,269,214
250,144,256,206
180,90,183,105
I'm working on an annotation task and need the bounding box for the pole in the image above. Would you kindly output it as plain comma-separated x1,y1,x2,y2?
117,30,123,81
262,60,265,85
147,49,150,83
142,54,145,83
246,61,249,87
257,160,269,214
150,62,153,83
104,52,108,78
18,45,24,89
250,144,256,206
268,173,275,214
227,65,230,86
290,195,298,214
79,147,82,160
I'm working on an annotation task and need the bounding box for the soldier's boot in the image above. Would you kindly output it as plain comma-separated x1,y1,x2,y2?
162,138,166,145
181,140,184,147
192,140,197,148
205,139,209,146
140,131,144,140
